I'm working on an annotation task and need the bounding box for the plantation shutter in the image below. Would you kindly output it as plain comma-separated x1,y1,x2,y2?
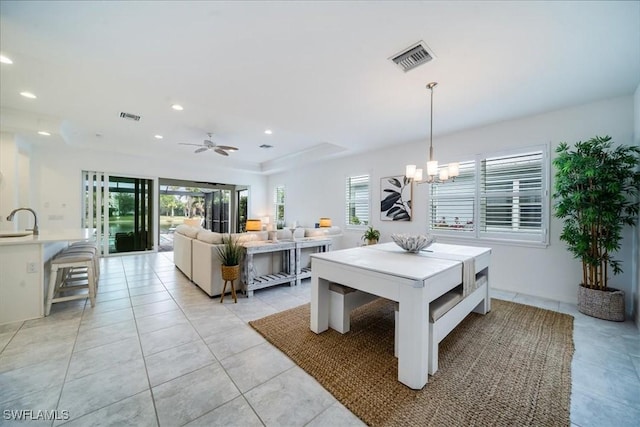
345,175,370,226
479,150,546,241
274,185,285,226
428,161,476,233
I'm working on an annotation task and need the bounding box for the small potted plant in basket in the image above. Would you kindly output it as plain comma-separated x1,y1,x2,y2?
215,235,244,303
362,226,381,245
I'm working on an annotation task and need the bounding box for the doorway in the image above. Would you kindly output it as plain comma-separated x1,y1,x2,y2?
82,172,154,255
158,179,244,252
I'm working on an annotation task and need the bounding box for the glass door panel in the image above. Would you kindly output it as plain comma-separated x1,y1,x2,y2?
83,172,154,255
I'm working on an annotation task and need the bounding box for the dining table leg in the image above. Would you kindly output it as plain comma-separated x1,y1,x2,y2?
397,284,429,389
311,275,330,333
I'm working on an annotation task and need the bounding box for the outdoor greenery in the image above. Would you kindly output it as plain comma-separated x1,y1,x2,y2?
553,135,640,290
216,235,243,266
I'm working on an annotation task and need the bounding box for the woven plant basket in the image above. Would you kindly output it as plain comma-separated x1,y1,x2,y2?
577,284,625,321
221,265,240,281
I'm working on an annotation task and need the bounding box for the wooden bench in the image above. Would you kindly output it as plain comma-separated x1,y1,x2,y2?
328,265,490,375
394,271,488,374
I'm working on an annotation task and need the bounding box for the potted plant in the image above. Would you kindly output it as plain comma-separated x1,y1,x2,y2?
553,135,640,321
362,226,381,245
215,235,244,303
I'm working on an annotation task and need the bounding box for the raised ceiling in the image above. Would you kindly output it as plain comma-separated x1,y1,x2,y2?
1,1,638,174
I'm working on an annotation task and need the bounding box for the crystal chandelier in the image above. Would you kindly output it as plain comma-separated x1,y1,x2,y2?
406,82,459,184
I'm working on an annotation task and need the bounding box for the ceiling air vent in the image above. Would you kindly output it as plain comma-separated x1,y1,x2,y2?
389,41,436,72
119,112,141,121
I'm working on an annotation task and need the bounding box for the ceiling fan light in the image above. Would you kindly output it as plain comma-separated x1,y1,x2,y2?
414,168,423,181
406,164,416,178
439,169,449,181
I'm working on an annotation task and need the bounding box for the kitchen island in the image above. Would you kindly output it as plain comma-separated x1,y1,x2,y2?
0,229,95,324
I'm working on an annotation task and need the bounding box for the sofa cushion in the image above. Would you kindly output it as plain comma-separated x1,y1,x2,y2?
196,230,224,244
276,229,293,240
175,224,199,238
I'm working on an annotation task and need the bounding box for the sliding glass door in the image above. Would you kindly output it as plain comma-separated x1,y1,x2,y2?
83,172,154,255
204,189,231,232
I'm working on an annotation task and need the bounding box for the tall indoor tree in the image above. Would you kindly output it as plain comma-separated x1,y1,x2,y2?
553,135,640,320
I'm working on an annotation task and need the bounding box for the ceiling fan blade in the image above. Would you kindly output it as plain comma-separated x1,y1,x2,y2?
214,148,229,156
216,145,238,151
194,147,208,153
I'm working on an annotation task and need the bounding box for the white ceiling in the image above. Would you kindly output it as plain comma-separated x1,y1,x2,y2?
1,1,639,174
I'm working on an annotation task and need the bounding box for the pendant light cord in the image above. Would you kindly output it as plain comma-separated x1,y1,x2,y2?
427,82,437,162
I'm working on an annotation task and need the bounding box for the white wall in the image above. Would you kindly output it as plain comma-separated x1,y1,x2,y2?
0,136,269,236
268,95,637,314
0,132,34,232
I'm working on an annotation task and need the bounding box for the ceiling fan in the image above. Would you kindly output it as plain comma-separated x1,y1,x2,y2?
178,133,238,156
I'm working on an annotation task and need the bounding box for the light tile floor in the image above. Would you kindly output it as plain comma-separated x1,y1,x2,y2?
0,252,637,426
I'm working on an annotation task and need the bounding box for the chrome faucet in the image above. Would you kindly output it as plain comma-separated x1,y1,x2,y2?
6,208,39,235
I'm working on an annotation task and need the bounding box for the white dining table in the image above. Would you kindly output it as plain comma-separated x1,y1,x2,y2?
310,242,489,389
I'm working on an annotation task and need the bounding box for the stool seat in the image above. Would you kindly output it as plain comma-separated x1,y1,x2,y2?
46,250,97,316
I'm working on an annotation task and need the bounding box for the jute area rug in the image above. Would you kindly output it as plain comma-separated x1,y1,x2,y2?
249,298,574,426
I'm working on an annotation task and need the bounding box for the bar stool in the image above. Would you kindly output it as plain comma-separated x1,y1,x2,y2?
45,252,97,315
62,243,100,286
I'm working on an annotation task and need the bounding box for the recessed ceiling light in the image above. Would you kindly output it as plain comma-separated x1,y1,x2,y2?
264,129,273,135
37,131,51,136
0,55,13,64
171,104,183,111
20,91,37,99
154,135,163,139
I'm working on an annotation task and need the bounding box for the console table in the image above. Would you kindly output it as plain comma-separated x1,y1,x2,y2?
242,240,296,297
294,237,332,286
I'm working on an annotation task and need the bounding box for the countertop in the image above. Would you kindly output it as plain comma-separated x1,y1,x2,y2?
0,229,95,246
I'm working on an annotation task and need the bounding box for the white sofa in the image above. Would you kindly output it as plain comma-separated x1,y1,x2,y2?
173,225,342,297
173,225,198,280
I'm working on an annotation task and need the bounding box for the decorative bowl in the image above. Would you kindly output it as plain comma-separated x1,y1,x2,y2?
390,233,435,253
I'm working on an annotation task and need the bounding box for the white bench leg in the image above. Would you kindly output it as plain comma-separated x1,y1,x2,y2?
394,308,399,357
428,323,438,375
329,291,350,333
329,289,379,334
472,298,488,315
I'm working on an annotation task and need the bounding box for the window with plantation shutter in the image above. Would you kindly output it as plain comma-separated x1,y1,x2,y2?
428,145,548,245
274,185,285,228
429,161,476,234
480,149,546,242
345,175,370,227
